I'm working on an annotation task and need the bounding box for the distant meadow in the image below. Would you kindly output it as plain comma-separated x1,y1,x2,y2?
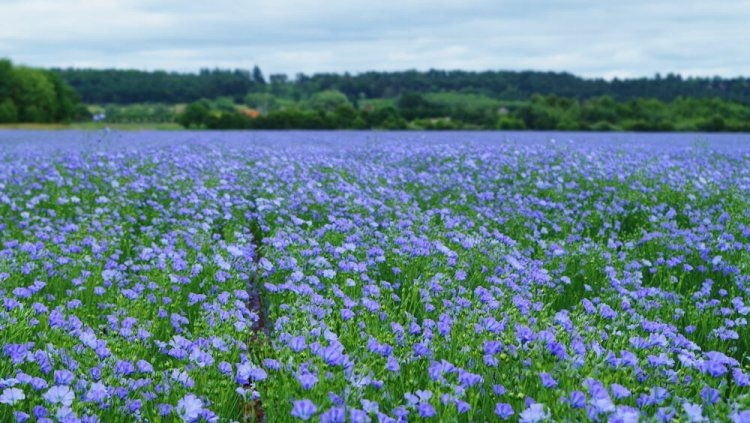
1,130,749,422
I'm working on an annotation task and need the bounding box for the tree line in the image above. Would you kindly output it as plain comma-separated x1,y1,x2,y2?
53,66,750,105
53,67,267,104
0,59,85,123
175,91,750,132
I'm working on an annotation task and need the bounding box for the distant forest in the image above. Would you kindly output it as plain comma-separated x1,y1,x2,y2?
54,67,750,105
3,58,750,131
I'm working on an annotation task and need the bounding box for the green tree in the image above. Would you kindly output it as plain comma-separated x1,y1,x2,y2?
0,99,18,122
252,66,266,85
366,106,407,129
306,90,351,112
496,116,526,130
11,67,58,122
176,100,211,128
245,92,282,113
0,59,12,101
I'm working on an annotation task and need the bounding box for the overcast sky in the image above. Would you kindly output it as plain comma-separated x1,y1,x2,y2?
1,0,749,78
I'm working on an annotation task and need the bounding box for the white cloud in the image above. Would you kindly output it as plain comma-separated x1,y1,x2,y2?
1,0,749,77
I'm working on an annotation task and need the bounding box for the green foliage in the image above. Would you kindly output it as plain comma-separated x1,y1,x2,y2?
305,89,351,112
496,115,526,130
0,99,18,123
53,67,262,103
0,60,81,123
11,67,58,122
0,59,13,100
0,59,81,123
97,103,177,123
366,106,407,129
252,65,266,85
55,67,750,106
410,117,462,130
176,100,211,128
244,92,294,113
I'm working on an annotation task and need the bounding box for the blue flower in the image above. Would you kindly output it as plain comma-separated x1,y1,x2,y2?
176,394,203,422
417,402,436,418
730,410,750,423
42,385,74,407
611,383,631,399
700,386,719,405
386,356,400,373
320,406,345,423
158,404,173,416
569,391,586,409
296,372,318,390
519,403,549,423
350,408,370,423
289,336,307,353
85,381,109,403
539,372,558,388
0,387,25,405
54,370,75,386
291,399,317,421
447,400,466,415
683,402,705,422
495,403,514,420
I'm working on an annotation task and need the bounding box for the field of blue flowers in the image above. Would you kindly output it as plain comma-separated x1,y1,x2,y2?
1,131,749,422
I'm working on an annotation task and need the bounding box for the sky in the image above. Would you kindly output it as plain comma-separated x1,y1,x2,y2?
1,0,749,79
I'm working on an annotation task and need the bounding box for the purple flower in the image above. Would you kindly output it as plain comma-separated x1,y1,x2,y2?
85,382,109,403
456,400,470,414
127,399,142,413
291,399,317,421
493,384,507,396
683,402,705,422
136,360,154,374
114,360,135,376
3,344,29,364
158,404,173,416
362,399,379,414
33,405,48,418
176,393,203,422
611,406,640,423
569,391,586,409
54,370,75,386
296,372,318,390
29,377,49,391
519,403,549,423
386,356,400,373
0,387,25,405
42,385,74,407
701,359,727,377
539,372,558,388
13,287,32,298
290,336,307,353
701,386,719,405
236,362,267,385
611,383,631,399
495,403,514,419
457,369,482,388
263,359,281,371
350,408,370,423
417,402,436,418
734,368,750,387
320,407,346,423
730,410,750,423
323,345,344,366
